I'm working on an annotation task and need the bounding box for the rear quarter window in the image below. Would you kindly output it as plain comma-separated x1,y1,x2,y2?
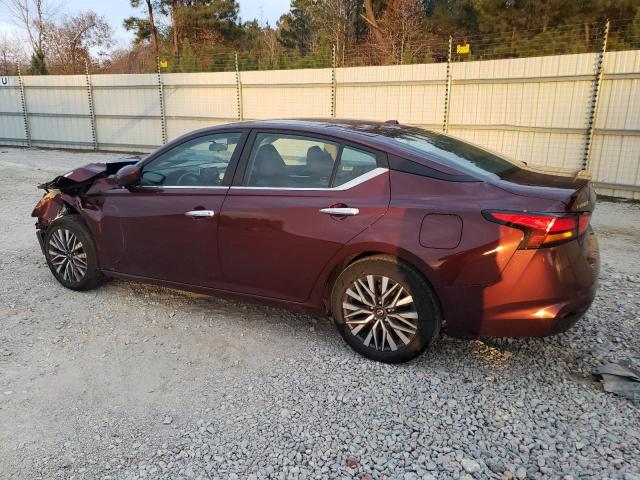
381,126,524,179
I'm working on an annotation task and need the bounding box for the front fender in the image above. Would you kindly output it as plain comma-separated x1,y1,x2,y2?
31,191,88,254
31,191,65,224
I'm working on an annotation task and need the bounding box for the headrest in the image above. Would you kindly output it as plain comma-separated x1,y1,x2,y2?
254,144,286,176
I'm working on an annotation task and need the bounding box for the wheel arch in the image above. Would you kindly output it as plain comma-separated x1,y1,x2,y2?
51,195,104,266
61,199,80,216
317,244,444,318
56,193,105,236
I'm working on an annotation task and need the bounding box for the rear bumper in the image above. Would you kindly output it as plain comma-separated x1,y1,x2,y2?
443,230,599,337
471,289,595,337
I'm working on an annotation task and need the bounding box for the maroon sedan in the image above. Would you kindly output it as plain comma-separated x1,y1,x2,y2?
32,120,599,363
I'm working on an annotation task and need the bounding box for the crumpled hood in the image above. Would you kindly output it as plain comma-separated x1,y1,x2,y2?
38,156,140,192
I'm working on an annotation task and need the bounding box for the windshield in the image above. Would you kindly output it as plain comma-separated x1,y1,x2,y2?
379,126,524,178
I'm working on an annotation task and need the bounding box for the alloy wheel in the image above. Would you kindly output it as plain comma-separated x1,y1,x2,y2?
341,275,418,352
48,228,87,282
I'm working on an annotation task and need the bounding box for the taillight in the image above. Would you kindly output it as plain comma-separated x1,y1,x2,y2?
484,211,591,249
578,214,591,234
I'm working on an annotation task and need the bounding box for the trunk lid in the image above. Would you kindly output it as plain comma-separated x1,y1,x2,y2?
491,168,595,212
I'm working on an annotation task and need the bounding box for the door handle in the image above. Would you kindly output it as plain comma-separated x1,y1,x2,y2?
185,210,215,218
320,207,359,216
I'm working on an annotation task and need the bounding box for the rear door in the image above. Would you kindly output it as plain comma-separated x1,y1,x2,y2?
217,130,390,302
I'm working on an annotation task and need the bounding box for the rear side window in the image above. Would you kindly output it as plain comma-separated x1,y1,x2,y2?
334,147,378,187
244,133,339,187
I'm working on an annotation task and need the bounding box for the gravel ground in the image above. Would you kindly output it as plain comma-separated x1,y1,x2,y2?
1,146,639,480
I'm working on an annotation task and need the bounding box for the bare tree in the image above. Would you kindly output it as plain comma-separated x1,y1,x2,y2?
373,0,426,64
46,11,113,73
0,0,57,54
101,44,155,74
261,26,280,65
0,32,27,74
312,0,359,60
0,34,9,74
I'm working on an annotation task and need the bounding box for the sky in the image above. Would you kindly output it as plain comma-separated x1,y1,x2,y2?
0,0,291,49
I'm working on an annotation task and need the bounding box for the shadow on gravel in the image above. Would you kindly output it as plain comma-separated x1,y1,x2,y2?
99,278,338,340
38,268,633,407
99,276,588,377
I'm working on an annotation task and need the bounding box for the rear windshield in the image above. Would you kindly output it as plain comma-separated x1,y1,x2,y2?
379,126,524,178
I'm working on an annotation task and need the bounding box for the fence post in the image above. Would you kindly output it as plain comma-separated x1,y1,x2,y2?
235,52,243,121
582,19,609,171
84,60,98,151
442,35,453,133
16,65,31,147
331,44,337,118
156,56,168,144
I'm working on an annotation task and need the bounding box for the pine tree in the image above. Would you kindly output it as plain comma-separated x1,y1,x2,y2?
28,49,47,75
178,39,197,72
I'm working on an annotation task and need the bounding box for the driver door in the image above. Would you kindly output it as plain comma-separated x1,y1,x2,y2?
99,131,246,287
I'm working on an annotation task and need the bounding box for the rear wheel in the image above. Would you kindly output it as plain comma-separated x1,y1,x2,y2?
44,215,104,291
331,255,441,363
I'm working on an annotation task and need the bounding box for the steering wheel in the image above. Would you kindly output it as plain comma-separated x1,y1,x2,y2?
176,172,200,186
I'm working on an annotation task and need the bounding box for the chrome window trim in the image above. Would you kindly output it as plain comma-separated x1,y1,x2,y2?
135,185,229,190
230,167,388,191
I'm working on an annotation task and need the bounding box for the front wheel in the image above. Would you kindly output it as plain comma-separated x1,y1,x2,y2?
44,215,104,291
331,255,441,363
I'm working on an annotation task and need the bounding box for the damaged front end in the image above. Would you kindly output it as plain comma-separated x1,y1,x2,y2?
31,157,139,253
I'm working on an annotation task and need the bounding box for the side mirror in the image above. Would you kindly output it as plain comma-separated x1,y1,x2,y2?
114,164,141,187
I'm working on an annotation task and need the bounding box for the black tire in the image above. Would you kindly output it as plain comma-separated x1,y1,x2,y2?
331,255,441,363
44,215,104,291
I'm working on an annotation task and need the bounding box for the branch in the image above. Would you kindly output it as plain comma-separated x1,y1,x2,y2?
0,0,38,51
363,0,384,44
363,0,379,28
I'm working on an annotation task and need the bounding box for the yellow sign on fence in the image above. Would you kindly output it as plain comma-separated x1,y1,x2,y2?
159,60,168,68
456,44,470,54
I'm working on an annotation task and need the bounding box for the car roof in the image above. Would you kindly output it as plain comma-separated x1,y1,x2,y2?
206,119,415,153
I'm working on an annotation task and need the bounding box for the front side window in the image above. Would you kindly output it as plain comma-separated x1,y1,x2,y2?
244,133,339,188
141,132,241,187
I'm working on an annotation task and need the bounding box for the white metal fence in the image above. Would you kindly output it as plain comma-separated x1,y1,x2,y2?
0,50,639,199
